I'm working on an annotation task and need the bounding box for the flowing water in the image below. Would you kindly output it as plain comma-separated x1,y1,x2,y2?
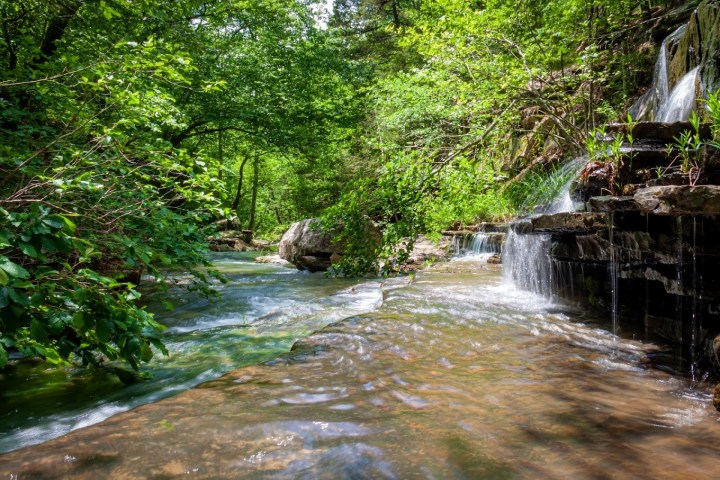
0,252,384,454
452,233,503,256
656,67,700,123
2,253,720,479
629,25,691,122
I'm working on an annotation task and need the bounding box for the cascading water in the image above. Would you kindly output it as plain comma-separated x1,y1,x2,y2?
502,230,553,296
675,216,685,375
452,232,503,257
609,212,619,336
468,233,502,254
503,156,586,297
628,25,697,122
522,156,586,215
691,216,698,380
656,67,700,122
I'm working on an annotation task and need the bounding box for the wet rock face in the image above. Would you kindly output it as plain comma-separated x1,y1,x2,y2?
587,196,639,212
605,121,712,143
508,206,720,372
278,219,340,272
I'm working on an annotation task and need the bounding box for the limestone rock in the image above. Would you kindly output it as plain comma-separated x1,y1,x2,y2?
254,255,290,265
670,1,720,95
487,254,502,264
605,122,712,143
207,230,250,252
512,212,607,234
278,219,340,272
634,185,720,215
587,196,640,212
403,235,450,266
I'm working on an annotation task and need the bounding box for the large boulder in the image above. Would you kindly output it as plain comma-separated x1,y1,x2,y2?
278,219,341,272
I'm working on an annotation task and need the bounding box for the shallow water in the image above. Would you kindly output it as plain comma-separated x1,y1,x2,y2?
2,255,720,479
0,252,383,454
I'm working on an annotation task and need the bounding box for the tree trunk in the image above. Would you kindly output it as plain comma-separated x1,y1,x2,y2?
268,188,283,225
217,130,224,181
391,0,400,29
642,0,652,21
247,155,260,233
230,157,249,212
35,2,81,66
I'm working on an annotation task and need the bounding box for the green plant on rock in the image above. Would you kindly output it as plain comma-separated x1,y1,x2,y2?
669,112,703,185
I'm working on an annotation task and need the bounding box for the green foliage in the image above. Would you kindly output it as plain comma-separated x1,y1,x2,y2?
668,111,704,185
0,0,232,372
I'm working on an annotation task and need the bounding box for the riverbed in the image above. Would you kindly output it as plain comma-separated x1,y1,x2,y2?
1,253,719,478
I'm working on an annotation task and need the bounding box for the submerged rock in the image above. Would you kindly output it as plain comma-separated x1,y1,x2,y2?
487,254,502,264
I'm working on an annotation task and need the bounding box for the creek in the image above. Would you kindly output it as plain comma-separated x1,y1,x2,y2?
2,252,720,479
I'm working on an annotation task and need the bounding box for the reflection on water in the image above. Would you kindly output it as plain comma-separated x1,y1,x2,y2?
2,255,720,479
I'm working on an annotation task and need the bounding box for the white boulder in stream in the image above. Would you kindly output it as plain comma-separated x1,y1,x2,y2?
278,219,341,272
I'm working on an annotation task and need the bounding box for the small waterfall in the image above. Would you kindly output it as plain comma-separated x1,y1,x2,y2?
691,216,698,380
629,25,691,121
468,233,502,254
656,67,699,123
451,235,467,256
675,216,684,375
655,26,686,112
502,230,553,296
521,156,586,215
608,213,619,335
452,232,503,256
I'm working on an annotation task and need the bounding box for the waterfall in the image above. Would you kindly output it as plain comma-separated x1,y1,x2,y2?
629,25,693,122
469,233,502,254
502,230,553,296
655,26,686,113
608,212,619,335
656,67,700,123
452,232,503,256
521,156,587,215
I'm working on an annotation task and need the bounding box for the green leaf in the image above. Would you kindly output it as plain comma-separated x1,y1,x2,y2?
96,318,114,343
0,231,11,248
140,342,154,362
30,319,50,343
42,216,65,229
8,288,30,306
0,343,7,368
0,269,8,287
19,242,38,258
0,259,30,280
